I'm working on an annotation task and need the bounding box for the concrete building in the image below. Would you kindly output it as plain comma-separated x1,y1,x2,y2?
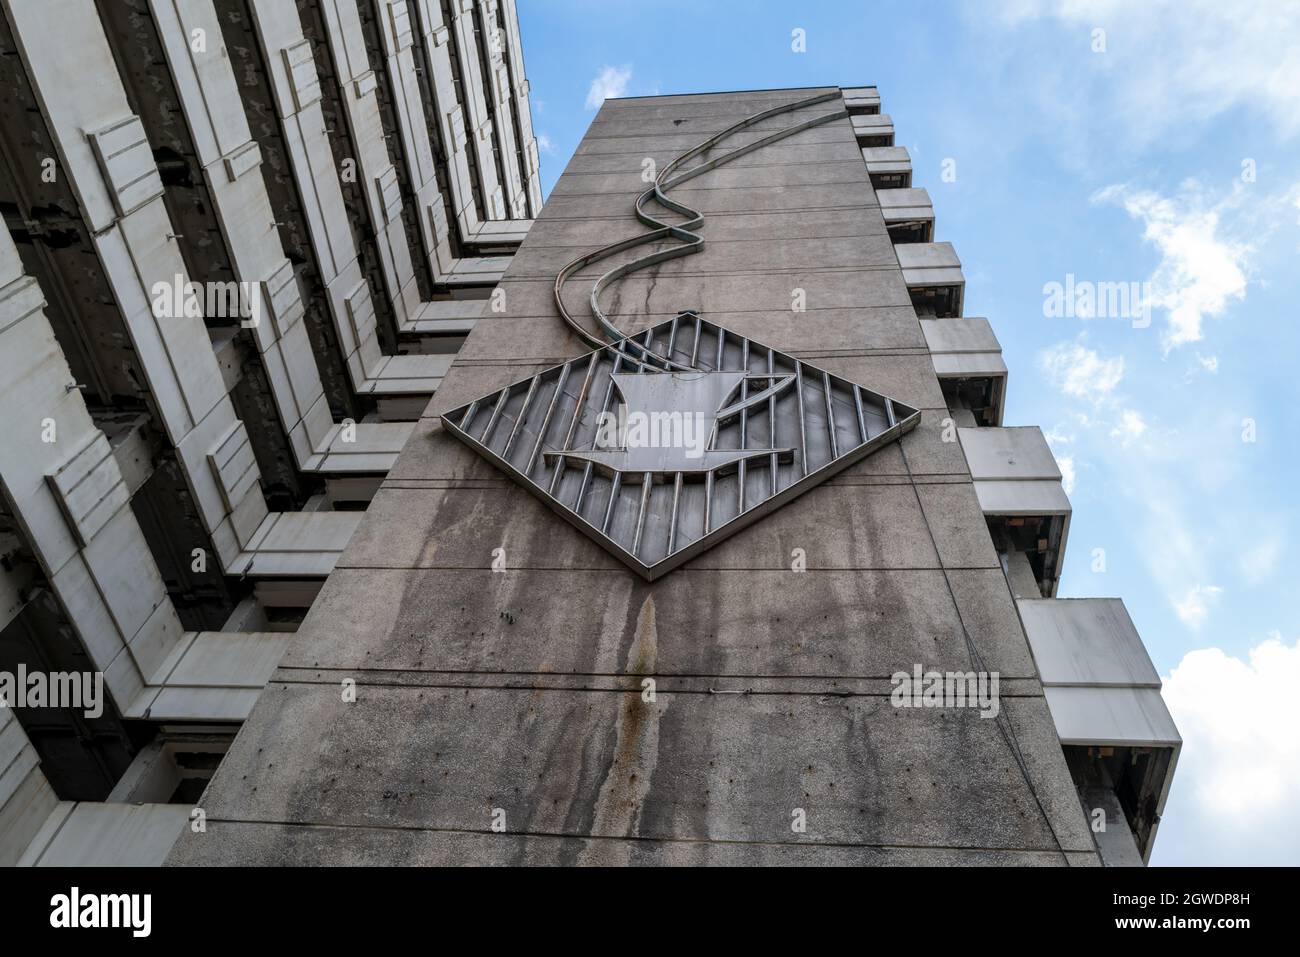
0,0,540,865
0,4,1176,867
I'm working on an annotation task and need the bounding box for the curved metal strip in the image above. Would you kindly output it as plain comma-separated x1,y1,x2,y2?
553,90,849,367
714,374,796,421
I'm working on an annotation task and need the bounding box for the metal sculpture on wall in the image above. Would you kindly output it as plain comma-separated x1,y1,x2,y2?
443,313,919,579
444,91,920,579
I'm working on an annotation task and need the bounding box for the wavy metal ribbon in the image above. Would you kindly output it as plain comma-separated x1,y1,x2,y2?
552,91,849,370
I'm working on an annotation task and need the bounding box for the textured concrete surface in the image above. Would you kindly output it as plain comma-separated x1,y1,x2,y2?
170,88,1097,866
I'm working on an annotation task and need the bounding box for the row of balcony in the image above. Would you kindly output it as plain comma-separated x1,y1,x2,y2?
848,85,1179,864
0,0,541,866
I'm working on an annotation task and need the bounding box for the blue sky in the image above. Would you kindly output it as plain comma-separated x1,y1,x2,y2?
515,1,1300,865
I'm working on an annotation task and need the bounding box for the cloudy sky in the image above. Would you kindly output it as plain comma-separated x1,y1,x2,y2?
516,0,1300,865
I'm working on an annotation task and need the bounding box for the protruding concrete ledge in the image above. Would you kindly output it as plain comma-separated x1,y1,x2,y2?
878,187,934,243
959,426,1070,595
3,709,189,866
851,112,895,146
922,317,1007,426
226,511,365,579
17,802,189,867
1018,597,1180,863
399,299,489,337
842,85,880,114
861,146,912,188
138,631,294,722
897,242,965,317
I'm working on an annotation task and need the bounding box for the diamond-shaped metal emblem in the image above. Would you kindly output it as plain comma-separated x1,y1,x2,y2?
442,314,920,580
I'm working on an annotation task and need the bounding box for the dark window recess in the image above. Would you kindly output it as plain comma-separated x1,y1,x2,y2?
355,0,442,291
438,0,487,224
870,170,911,190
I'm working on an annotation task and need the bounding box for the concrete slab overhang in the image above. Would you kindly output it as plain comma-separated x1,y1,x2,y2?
860,146,911,189
2,708,189,866
959,426,1070,596
897,242,964,317
921,317,1007,426
851,112,894,147
1018,597,1180,860
878,187,935,243
841,86,880,114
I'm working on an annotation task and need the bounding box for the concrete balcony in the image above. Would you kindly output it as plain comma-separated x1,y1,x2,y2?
15,802,189,866
141,630,293,722
1019,598,1180,864
921,318,1006,426
897,242,964,317
1,707,188,865
878,187,934,243
958,425,1070,596
841,85,880,114
851,112,894,147
861,146,911,189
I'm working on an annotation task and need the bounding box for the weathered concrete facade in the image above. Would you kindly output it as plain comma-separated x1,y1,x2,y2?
168,87,1168,865
0,0,1176,864
0,0,541,865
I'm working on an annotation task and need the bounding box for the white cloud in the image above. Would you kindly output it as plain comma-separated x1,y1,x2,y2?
1154,634,1300,865
1173,584,1222,628
585,65,632,110
536,133,555,155
1039,341,1124,400
1109,408,1147,445
1055,454,1077,495
1043,425,1074,446
991,0,1300,143
1093,183,1251,352
1041,425,1078,494
1196,354,1219,374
